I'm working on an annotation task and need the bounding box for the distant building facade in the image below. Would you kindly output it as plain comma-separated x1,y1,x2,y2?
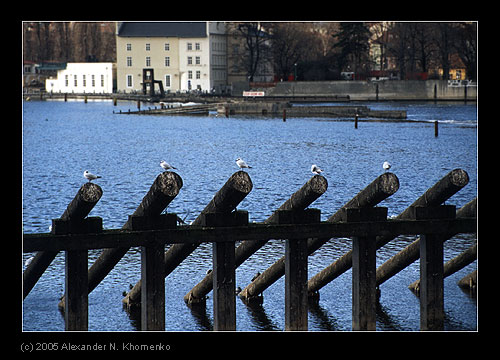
45,62,114,93
115,22,227,94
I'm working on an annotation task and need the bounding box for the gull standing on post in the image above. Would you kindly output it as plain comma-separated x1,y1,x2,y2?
83,170,101,182
236,157,252,169
311,164,323,175
160,160,177,171
383,161,392,172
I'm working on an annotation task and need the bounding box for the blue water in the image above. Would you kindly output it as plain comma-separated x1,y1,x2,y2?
22,99,477,331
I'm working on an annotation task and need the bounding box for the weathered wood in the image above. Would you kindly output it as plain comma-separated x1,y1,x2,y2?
409,243,477,294
283,209,320,331
124,171,252,309
420,233,444,330
59,171,182,310
238,172,399,302
24,218,477,253
350,208,387,331
457,269,477,293
377,197,476,289
23,182,102,299
417,206,455,331
183,175,327,305
141,241,165,331
307,169,468,296
65,249,88,331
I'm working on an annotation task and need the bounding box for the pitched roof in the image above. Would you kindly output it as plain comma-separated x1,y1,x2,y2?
117,22,207,38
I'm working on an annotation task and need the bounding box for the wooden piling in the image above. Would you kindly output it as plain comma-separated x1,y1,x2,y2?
239,172,398,303
205,211,248,330
125,171,253,309
435,121,439,137
350,208,387,331
355,113,358,129
141,241,166,331
409,243,477,294
458,269,477,293
23,182,103,299
65,248,88,330
307,169,468,296
283,209,320,331
377,198,477,289
186,175,327,305
58,172,183,311
283,109,286,122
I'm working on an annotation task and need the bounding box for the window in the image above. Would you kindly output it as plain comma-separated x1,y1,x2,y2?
187,43,192,51
195,56,200,65
101,74,104,87
146,56,151,67
74,75,77,87
127,57,132,67
65,75,69,87
164,43,170,51
126,75,133,88
165,57,170,67
188,71,192,79
187,56,192,65
126,43,131,51
195,42,200,51
92,75,95,87
83,74,86,87
196,71,200,79
165,75,171,88
145,43,150,51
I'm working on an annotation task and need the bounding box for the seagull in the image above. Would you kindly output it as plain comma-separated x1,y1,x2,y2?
160,160,177,171
236,157,252,169
311,164,323,175
383,161,392,171
83,170,101,182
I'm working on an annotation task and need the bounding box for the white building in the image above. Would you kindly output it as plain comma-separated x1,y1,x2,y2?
45,62,113,94
115,22,227,93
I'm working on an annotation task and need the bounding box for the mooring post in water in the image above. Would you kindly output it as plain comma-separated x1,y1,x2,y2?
412,205,456,331
125,171,253,310
435,120,439,137
279,209,320,331
347,207,387,331
23,182,103,299
57,171,183,311
200,174,327,305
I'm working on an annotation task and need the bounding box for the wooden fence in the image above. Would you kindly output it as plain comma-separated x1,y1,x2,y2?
22,169,477,331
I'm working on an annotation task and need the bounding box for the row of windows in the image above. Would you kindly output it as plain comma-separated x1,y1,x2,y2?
125,70,206,88
126,42,201,51
126,56,202,67
64,74,105,87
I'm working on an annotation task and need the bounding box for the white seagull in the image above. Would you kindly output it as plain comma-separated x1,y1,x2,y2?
83,170,101,182
160,160,177,171
236,157,252,169
311,164,323,175
383,161,392,171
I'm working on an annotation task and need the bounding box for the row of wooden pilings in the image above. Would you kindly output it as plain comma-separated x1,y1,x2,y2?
23,169,476,331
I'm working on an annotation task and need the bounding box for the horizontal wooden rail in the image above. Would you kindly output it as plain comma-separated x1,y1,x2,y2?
23,217,476,253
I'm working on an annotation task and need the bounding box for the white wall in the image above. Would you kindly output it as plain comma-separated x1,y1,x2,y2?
45,63,113,94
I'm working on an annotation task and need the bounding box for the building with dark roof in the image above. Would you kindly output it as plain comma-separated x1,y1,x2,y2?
116,22,227,94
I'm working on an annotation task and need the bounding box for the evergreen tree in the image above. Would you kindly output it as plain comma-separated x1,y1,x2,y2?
333,23,371,78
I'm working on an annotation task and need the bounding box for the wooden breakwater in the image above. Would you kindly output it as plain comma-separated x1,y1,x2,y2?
23,168,476,331
217,102,407,120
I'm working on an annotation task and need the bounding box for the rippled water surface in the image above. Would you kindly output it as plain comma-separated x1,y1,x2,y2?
23,99,477,331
